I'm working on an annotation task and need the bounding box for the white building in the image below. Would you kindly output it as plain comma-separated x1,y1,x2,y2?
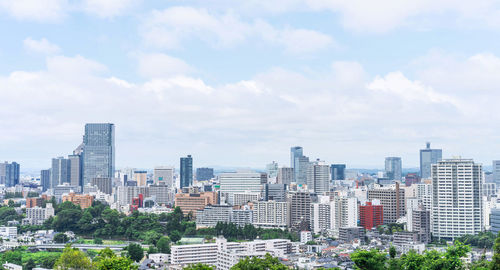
232,192,260,206
219,173,265,205
431,159,483,239
24,203,54,225
0,227,17,239
307,160,330,195
253,201,290,229
310,195,358,236
300,231,313,244
154,166,174,187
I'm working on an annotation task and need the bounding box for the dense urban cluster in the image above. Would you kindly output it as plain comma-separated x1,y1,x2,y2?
0,123,499,269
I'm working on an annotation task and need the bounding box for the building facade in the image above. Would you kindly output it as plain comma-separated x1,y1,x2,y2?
420,142,442,179
82,123,115,186
180,155,193,188
385,157,402,180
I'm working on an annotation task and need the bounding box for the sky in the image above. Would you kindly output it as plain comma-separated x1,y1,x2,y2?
2,0,500,171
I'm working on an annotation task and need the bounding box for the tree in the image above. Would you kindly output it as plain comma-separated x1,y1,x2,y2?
93,248,138,270
53,245,92,270
156,236,170,253
184,263,215,270
148,246,158,254
2,249,22,265
350,249,387,270
127,243,144,262
231,253,287,270
54,233,69,243
389,245,397,259
23,258,36,270
170,230,182,243
94,238,103,244
401,250,424,270
492,232,500,270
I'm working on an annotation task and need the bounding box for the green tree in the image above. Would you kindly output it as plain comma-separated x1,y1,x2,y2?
148,245,158,254
53,245,92,270
445,241,470,270
350,249,387,270
156,236,170,254
54,233,69,243
23,258,36,270
230,253,287,270
401,250,424,270
127,243,144,262
93,248,138,270
492,232,500,270
2,249,22,265
94,238,103,244
183,263,215,270
170,230,182,243
389,245,397,259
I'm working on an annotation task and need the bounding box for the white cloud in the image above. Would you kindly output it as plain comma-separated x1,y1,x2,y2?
0,0,67,22
136,53,194,79
81,0,139,18
23,37,61,55
141,6,334,54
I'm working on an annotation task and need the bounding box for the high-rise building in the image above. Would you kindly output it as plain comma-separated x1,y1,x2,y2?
310,195,358,235
266,161,279,179
51,157,70,188
330,164,346,181
0,162,19,187
290,146,303,169
420,142,442,179
134,170,148,186
493,161,500,185
367,183,405,224
219,172,265,205
91,177,112,194
68,154,82,189
82,123,115,186
277,167,294,185
263,184,287,202
359,201,384,230
196,167,214,181
254,201,290,229
307,160,330,194
41,169,51,192
431,159,483,239
289,191,312,231
154,166,175,187
180,155,193,188
385,157,402,180
295,156,310,185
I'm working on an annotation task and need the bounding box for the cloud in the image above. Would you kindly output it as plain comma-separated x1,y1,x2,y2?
23,37,61,55
136,53,194,79
0,0,67,22
141,6,334,54
81,0,139,18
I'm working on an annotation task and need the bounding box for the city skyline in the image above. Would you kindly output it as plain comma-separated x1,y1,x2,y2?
2,2,500,170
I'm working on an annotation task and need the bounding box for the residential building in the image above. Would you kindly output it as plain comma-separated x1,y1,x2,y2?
420,142,442,179
359,201,384,230
367,183,405,224
289,191,312,231
338,227,365,242
82,123,115,186
196,205,233,228
180,155,193,188
174,192,218,216
0,227,17,239
62,193,94,209
431,159,483,239
385,157,402,180
24,203,54,225
412,207,431,243
307,160,330,194
254,201,290,229
26,197,43,208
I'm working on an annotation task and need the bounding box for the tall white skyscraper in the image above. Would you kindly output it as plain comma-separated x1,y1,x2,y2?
307,160,330,194
431,159,483,239
420,142,442,179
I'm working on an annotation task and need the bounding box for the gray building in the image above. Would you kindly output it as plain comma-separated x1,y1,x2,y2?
263,184,287,202
180,155,193,188
277,167,294,185
330,164,346,181
196,167,214,181
51,157,70,188
385,157,402,180
491,208,500,235
41,169,51,192
290,191,312,231
493,161,500,185
338,227,365,242
91,177,112,194
0,162,19,187
420,142,442,179
307,160,330,194
291,146,309,184
82,123,115,186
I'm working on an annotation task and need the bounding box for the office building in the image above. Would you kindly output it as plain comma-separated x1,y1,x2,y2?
367,183,405,224
493,161,500,185
491,208,500,235
0,162,19,187
483,183,497,197
254,201,290,229
420,142,442,179
154,166,174,187
307,160,330,194
149,184,175,206
51,157,70,188
431,159,483,239
174,192,218,216
266,161,279,178
82,123,115,186
196,167,214,181
180,155,193,188
68,154,82,190
196,205,233,228
289,191,312,231
277,167,293,185
134,170,147,186
62,193,94,209
219,172,265,204
91,177,112,194
26,198,43,208
290,146,303,170
330,164,346,181
359,201,384,230
116,186,150,206
40,169,51,192
295,156,310,185
232,192,260,206
385,157,402,180
263,184,287,202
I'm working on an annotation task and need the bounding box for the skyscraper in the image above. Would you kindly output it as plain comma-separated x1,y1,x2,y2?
266,161,279,178
277,167,294,185
431,159,483,239
51,157,70,188
420,142,442,179
307,160,330,194
41,169,51,192
154,166,175,187
291,146,307,183
385,157,402,180
290,146,303,168
180,155,193,188
82,123,115,186
0,162,20,187
196,167,214,181
493,161,500,185
330,164,346,180
69,143,83,190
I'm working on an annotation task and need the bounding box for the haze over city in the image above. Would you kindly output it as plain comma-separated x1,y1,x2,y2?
2,1,500,170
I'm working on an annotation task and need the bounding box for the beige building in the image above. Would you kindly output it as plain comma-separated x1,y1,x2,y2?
174,192,218,216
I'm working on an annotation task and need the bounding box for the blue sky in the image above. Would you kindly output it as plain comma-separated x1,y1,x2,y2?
1,0,500,171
